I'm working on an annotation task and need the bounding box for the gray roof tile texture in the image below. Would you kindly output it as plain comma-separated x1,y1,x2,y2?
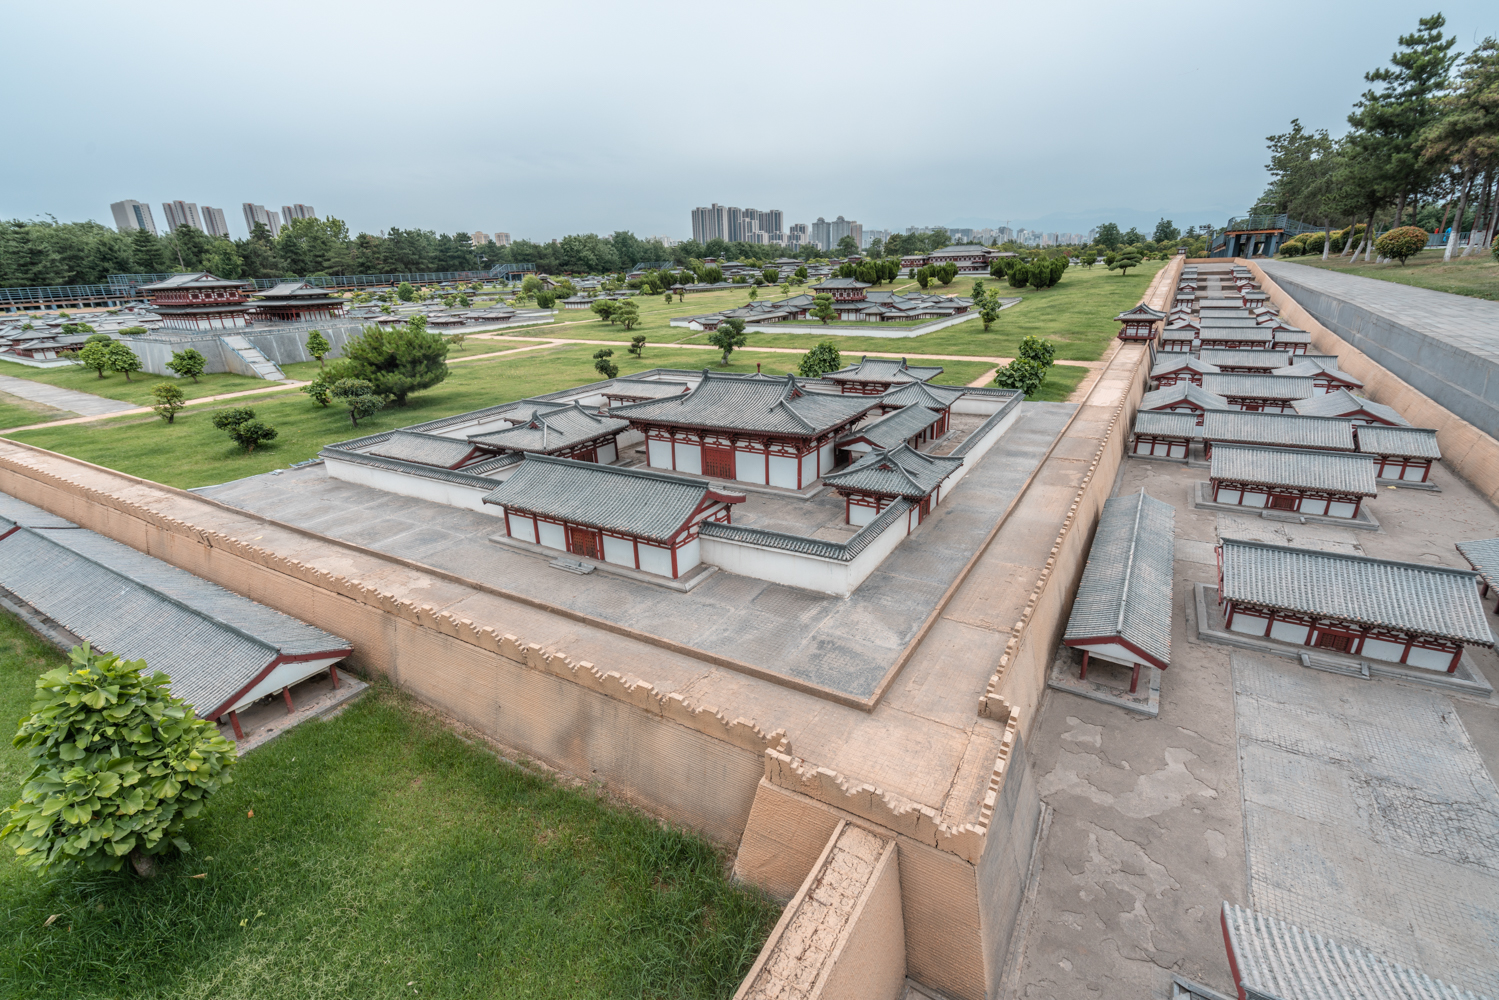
1292,389,1410,425
1219,538,1493,645
482,454,737,541
1457,538,1499,589
1199,349,1291,369
822,443,962,498
1356,423,1441,458
1221,903,1489,1000
469,403,628,453
1210,442,1377,495
1133,411,1199,437
368,429,478,468
611,370,876,437
1201,373,1318,400
1063,490,1175,667
1141,383,1232,411
1202,410,1357,451
826,356,944,383
839,404,941,450
0,499,350,716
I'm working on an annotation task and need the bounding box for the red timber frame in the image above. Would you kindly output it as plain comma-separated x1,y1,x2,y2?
1116,318,1158,341
1153,368,1206,388
835,379,899,396
1210,478,1366,518
501,494,735,578
1062,635,1168,694
1220,394,1302,414
1220,599,1464,672
1158,333,1197,353
251,302,348,323
477,432,620,465
1368,453,1434,482
1197,336,1272,351
1131,433,1190,458
1305,372,1361,393
209,647,354,738
636,422,862,489
837,488,939,528
1144,400,1210,426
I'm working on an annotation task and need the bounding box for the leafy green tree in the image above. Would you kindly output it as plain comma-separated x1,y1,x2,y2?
708,320,747,365
1152,219,1180,242
663,291,673,304
981,302,1001,331
1017,335,1056,368
105,341,142,381
84,333,110,345
748,286,759,302
1374,225,1429,263
628,335,646,358
835,235,859,257
165,347,206,383
305,330,331,369
1107,247,1144,276
211,407,277,452
333,320,449,406
60,322,94,336
615,300,641,330
330,379,384,428
811,293,837,325
994,358,1047,397
915,267,931,289
76,340,112,378
794,265,808,280
935,263,958,285
1007,263,1030,289
762,268,778,284
535,291,556,308
1094,223,1123,250
302,376,333,407
151,383,186,423
201,239,243,280
796,341,842,377
592,299,618,323
120,326,147,336
396,281,415,302
592,348,619,379
0,645,236,877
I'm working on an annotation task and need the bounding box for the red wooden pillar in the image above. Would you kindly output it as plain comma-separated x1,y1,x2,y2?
229,711,244,740
329,664,341,689
283,688,295,714
1079,650,1090,681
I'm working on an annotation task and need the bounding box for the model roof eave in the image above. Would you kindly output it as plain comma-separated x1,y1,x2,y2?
1063,490,1176,668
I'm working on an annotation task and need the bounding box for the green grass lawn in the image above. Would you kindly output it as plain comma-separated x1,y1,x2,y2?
0,613,778,1000
0,392,70,430
2,345,840,489
1280,251,1499,300
1028,363,1092,402
0,358,274,407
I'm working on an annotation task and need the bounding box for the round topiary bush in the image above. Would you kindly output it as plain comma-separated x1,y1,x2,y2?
0,645,235,876
1374,226,1429,265
1279,241,1303,257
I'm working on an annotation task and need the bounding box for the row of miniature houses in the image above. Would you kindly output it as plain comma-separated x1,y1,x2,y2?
1117,264,1312,353
672,282,974,331
1061,491,1496,695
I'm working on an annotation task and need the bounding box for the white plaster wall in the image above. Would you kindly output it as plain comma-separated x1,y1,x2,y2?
225,655,345,715
849,504,877,527
1327,501,1357,518
701,509,909,597
648,439,672,469
951,394,1011,416
1072,641,1151,669
1270,620,1310,644
735,450,767,484
638,542,672,576
508,512,537,543
800,452,817,485
1230,612,1269,636
1361,638,1406,663
324,458,501,515
768,455,798,489
538,521,565,551
820,440,835,472
1407,645,1453,670
602,534,635,568
597,440,618,464
676,442,703,475
677,537,701,573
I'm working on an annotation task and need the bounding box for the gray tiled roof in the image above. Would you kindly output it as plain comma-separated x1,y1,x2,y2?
1116,304,1166,321
1201,410,1356,451
469,402,628,454
826,356,944,384
139,271,247,291
1133,410,1198,438
822,443,962,499
1150,356,1218,378
811,277,872,290
1292,389,1409,425
481,454,742,541
1218,538,1493,646
1201,373,1317,401
1063,489,1175,668
839,404,941,450
256,280,340,301
0,493,77,529
1198,326,1274,344
1210,443,1376,495
1277,356,1362,386
610,370,877,437
1356,423,1441,459
1456,537,1499,590
1221,903,1489,1000
0,513,350,717
602,379,692,399
699,496,912,563
1141,382,1232,412
368,429,479,468
876,379,965,409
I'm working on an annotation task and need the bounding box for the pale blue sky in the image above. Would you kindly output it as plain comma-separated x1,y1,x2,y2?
4,0,1495,240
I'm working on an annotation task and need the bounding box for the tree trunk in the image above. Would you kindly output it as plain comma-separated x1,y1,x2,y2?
1322,219,1332,260
1438,198,1454,238
1464,170,1495,257
1343,215,1361,258
1363,209,1377,262
129,849,157,879
1446,167,1474,262
1395,191,1407,227
1484,175,1499,257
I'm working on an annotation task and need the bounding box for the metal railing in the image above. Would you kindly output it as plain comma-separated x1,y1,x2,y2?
1224,215,1324,236
0,283,133,306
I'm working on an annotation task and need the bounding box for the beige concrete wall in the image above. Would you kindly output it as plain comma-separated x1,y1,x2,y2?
820,838,907,1000
1245,258,1499,503
0,445,784,845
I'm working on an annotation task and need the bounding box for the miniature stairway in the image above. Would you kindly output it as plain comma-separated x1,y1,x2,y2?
219,335,285,380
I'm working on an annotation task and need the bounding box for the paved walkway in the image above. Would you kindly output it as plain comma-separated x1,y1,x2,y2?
0,373,137,417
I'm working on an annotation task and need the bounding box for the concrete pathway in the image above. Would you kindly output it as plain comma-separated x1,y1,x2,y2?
0,373,137,417
0,379,311,433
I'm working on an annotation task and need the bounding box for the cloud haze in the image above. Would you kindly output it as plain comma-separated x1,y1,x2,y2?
4,0,1495,240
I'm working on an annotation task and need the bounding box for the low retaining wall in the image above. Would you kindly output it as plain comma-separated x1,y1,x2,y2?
320,449,512,515
1249,260,1499,503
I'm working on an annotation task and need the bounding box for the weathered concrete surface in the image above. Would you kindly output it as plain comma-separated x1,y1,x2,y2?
0,373,136,416
1006,424,1499,999
1260,260,1499,441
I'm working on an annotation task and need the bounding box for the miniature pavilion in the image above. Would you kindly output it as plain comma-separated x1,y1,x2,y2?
1199,373,1318,413
1208,443,1377,519
468,402,629,463
824,356,944,395
1291,389,1408,426
1139,382,1232,426
249,281,349,323
1200,410,1356,457
1114,303,1166,341
822,444,963,526
139,272,253,330
1355,424,1441,483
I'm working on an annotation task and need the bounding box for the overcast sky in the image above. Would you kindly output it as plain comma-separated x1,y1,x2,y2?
5,0,1495,241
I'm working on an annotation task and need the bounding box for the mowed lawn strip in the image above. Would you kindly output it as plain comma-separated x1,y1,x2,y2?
0,357,274,407
0,611,779,1000
1279,252,1499,301
3,345,877,489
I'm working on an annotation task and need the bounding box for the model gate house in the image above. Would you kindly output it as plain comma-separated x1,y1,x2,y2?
320,366,1021,595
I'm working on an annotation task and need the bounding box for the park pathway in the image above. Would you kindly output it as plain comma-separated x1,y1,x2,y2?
0,373,138,417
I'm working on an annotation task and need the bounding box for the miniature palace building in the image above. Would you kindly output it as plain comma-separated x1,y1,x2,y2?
138,271,252,330
1200,410,1356,456
1199,373,1318,413
483,455,745,578
1216,538,1495,672
468,402,629,464
1355,424,1441,482
1139,382,1232,426
1115,303,1167,341
1208,443,1377,518
1199,349,1291,373
1150,356,1219,388
1291,389,1409,426
825,356,944,395
1063,490,1175,694
1130,411,1197,458
248,281,349,323
822,444,963,525
611,371,877,489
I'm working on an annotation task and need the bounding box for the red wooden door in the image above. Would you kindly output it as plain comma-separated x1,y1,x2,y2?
703,445,735,479
1269,494,1297,511
567,526,599,559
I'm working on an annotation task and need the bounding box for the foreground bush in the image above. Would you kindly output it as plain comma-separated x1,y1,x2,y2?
0,645,235,876
1375,225,1429,264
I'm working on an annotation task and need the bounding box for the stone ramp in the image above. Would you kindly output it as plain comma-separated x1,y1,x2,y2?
735,820,906,1000
219,334,286,380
